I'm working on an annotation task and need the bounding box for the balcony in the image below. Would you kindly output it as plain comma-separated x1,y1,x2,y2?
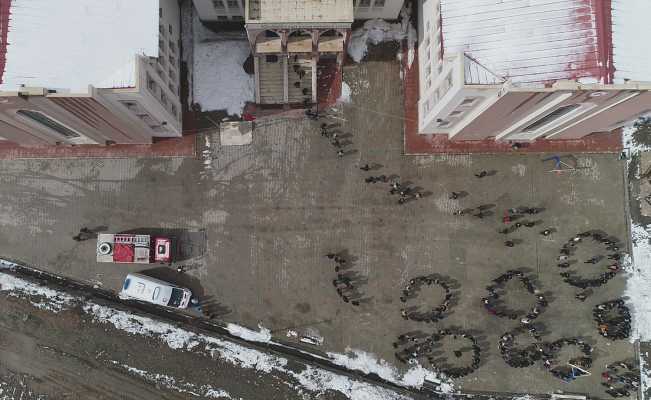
256,36,282,53
317,35,344,53
287,35,312,53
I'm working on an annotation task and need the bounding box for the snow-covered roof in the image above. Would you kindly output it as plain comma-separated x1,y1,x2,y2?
464,54,505,85
247,0,353,24
612,0,651,83
0,0,159,93
440,0,613,85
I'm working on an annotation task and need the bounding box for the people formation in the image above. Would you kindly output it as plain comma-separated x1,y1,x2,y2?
601,361,640,397
482,269,547,324
309,158,633,396
327,252,365,306
394,329,481,378
558,231,623,289
594,299,631,340
400,274,454,323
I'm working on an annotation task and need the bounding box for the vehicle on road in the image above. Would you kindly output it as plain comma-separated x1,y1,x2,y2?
119,273,193,309
96,233,172,264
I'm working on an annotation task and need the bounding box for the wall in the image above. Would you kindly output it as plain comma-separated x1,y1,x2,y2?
353,0,404,20
193,0,245,21
0,93,135,146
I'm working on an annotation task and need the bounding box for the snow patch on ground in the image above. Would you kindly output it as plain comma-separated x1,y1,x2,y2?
0,271,75,313
347,6,416,64
226,323,271,343
622,125,651,155
0,268,447,399
640,350,651,397
111,361,234,399
624,224,651,342
193,39,254,115
338,82,352,103
327,348,449,389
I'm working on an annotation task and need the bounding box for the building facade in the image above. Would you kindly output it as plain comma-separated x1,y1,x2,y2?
0,0,181,147
417,0,651,142
244,0,353,106
193,0,404,22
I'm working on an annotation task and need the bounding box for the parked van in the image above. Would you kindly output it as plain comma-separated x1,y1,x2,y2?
119,273,193,309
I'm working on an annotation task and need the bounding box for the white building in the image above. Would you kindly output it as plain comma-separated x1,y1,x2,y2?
193,0,404,22
416,0,651,142
0,0,182,146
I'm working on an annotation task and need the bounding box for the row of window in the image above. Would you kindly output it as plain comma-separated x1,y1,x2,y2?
354,0,386,7
423,71,454,114
146,71,179,121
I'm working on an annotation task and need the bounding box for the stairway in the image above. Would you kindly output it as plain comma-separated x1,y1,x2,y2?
258,56,284,104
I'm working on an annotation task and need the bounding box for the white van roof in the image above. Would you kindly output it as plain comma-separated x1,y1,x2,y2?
119,273,176,307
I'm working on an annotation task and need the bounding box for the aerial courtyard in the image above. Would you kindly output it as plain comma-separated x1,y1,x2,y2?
0,61,633,397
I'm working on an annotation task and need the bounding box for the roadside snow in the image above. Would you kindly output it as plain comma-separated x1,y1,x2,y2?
0,271,76,313
0,268,452,398
347,6,416,64
612,0,651,83
327,348,449,390
226,323,271,343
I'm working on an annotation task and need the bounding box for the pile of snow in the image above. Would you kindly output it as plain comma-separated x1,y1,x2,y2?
348,5,416,65
193,39,254,116
327,348,451,390
226,323,272,343
624,224,651,342
612,0,651,83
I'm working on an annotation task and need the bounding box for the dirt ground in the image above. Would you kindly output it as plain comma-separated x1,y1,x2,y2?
0,286,363,400
0,61,633,398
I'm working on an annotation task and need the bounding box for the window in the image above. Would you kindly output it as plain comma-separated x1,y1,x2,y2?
217,15,229,20
359,0,370,6
16,110,81,138
522,104,581,132
232,15,244,21
266,55,278,63
160,92,168,108
212,0,225,10
169,82,176,94
159,24,165,35
449,110,464,117
227,0,238,7
460,97,476,106
146,73,157,92
171,104,178,119
168,40,176,54
168,24,172,34
374,0,385,7
159,7,162,18
169,68,176,82
168,54,176,66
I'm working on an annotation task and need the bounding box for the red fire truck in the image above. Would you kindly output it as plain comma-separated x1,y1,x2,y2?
96,233,172,264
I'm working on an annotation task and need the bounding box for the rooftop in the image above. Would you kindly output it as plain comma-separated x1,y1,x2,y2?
0,0,159,93
246,0,353,24
440,0,614,85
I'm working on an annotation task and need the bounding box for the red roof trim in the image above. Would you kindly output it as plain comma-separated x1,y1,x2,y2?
0,0,11,85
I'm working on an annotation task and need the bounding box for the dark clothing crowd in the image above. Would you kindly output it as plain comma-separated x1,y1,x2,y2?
400,274,454,323
593,299,631,340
